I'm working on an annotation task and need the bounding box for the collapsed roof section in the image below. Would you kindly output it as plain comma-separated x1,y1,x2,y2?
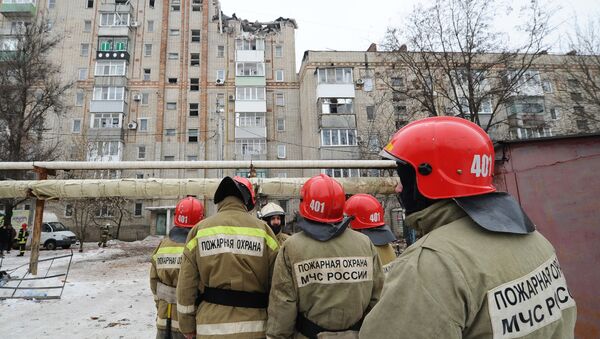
214,10,298,36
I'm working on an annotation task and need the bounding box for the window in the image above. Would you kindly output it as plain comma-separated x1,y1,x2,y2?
367,134,380,152
574,106,585,115
93,87,125,100
149,0,155,8
87,141,121,161
95,205,115,218
143,68,151,81
164,156,175,161
170,0,180,11
366,106,375,121
136,173,144,179
188,129,198,142
192,30,200,42
86,0,94,9
323,168,360,178
168,78,178,84
72,119,82,133
81,43,89,56
549,107,560,120
91,113,122,129
317,68,353,84
65,204,73,217
99,37,127,52
236,87,266,101
277,173,287,179
165,129,176,136
235,39,265,50
542,80,553,93
167,102,177,110
277,145,286,159
217,45,224,58
141,93,149,105
139,118,148,131
190,53,199,66
144,44,152,57
576,120,589,131
509,98,545,115
48,0,56,9
147,20,154,32
321,129,357,146
514,127,553,139
571,92,583,101
78,68,88,80
134,202,143,217
320,98,353,114
275,70,284,82
235,138,267,155
84,20,92,32
391,77,404,87
95,61,126,76
275,93,285,106
168,53,179,60
275,45,283,58
138,146,146,159
277,118,285,131
459,97,492,115
169,29,180,36
76,91,84,106
236,113,265,127
190,78,199,91
99,13,130,27
216,69,225,81
192,0,201,11
189,103,199,116
567,79,580,88
236,62,265,76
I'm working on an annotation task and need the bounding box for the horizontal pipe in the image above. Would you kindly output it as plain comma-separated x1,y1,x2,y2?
0,160,397,171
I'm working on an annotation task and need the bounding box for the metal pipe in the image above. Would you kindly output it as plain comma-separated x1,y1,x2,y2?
0,160,397,171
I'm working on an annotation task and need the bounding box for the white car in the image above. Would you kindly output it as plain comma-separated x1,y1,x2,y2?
39,221,78,250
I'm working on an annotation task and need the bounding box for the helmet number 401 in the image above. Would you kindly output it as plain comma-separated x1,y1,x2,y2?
309,199,325,214
369,212,381,223
470,154,493,178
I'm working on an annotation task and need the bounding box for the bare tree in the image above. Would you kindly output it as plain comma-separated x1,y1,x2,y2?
381,0,553,135
92,197,133,241
0,16,72,224
562,15,600,130
63,199,96,253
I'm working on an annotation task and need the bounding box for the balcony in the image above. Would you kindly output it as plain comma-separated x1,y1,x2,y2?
235,100,267,113
94,76,128,87
99,2,134,14
235,126,267,139
320,114,356,129
90,100,128,113
235,50,264,62
508,113,547,128
87,127,125,141
235,76,266,87
0,2,36,17
316,84,355,99
98,26,131,37
97,50,130,62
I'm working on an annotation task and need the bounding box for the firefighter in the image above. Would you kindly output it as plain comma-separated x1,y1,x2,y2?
151,196,204,339
360,117,576,338
98,223,110,247
16,223,29,257
176,176,279,339
344,194,397,272
266,174,384,339
259,202,289,245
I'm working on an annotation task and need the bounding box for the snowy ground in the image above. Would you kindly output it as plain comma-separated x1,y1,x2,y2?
0,237,162,339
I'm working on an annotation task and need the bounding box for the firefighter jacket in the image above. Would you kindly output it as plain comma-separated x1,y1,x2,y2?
360,199,577,339
375,244,396,273
276,231,290,245
150,226,190,333
17,229,29,245
176,196,279,338
266,226,384,339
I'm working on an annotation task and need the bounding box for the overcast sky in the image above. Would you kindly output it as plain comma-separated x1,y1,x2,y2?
220,0,600,70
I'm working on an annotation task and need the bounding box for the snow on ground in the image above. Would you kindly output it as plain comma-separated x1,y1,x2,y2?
0,237,163,339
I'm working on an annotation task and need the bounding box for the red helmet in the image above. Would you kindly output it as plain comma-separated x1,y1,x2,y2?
174,197,204,228
380,116,496,199
21,223,27,229
214,176,256,211
299,174,345,224
344,194,385,230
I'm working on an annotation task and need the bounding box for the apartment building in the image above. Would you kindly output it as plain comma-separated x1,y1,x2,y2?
0,0,301,238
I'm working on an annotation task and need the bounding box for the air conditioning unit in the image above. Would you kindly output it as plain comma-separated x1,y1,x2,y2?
133,94,142,101
228,95,235,101
216,78,224,85
355,78,365,85
127,121,138,130
130,21,139,28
